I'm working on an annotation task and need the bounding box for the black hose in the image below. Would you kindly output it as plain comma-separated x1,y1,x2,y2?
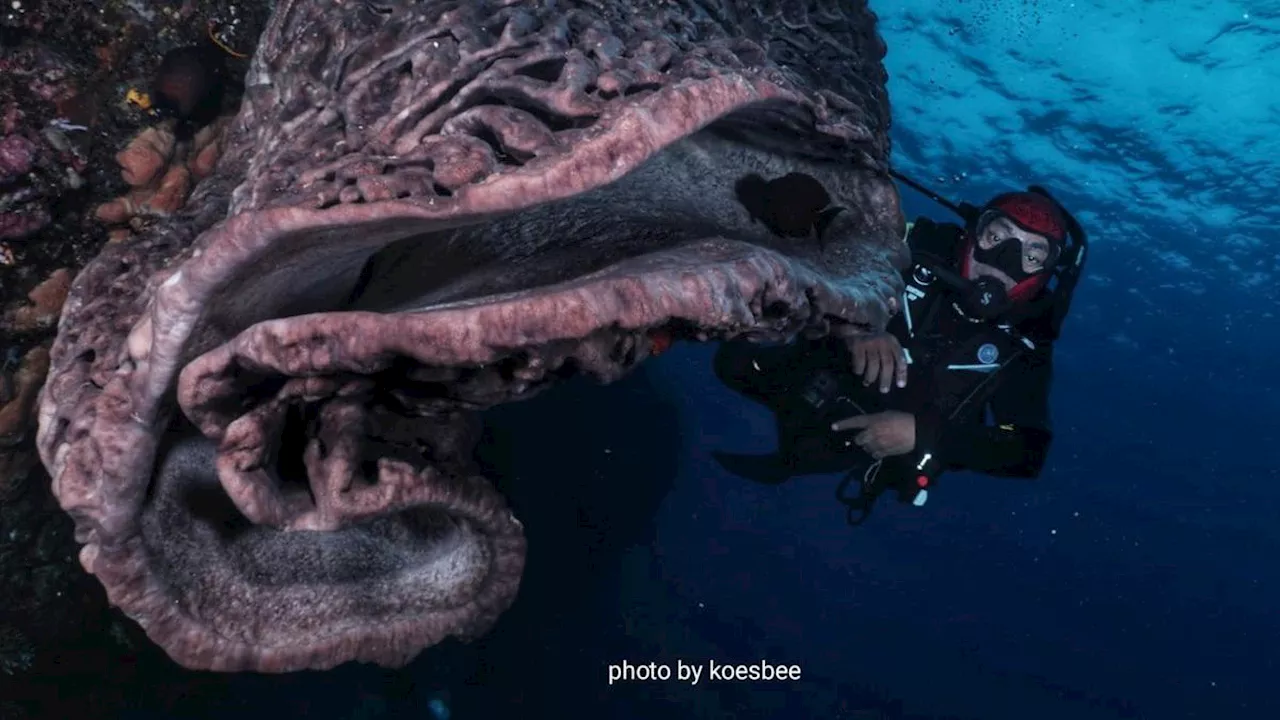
888,168,970,219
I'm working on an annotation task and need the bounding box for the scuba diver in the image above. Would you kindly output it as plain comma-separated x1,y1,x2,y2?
715,171,1088,525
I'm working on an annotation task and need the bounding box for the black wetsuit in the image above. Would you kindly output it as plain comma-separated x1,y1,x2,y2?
713,217,1055,507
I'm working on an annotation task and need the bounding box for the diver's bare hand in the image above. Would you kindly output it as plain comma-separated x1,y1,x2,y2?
830,411,916,459
846,332,908,393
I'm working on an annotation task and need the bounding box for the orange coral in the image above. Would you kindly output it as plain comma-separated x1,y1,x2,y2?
0,269,70,333
0,345,50,502
93,119,225,242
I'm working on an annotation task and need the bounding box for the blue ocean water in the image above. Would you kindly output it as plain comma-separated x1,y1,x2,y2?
109,1,1278,718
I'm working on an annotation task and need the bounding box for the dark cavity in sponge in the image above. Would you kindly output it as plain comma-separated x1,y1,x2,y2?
151,44,228,136
735,172,847,250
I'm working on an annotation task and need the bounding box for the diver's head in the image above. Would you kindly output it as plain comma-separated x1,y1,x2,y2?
964,192,1067,303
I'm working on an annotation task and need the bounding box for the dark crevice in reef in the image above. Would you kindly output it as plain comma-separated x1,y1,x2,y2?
469,123,528,163
275,404,319,508
467,93,594,133
513,58,567,83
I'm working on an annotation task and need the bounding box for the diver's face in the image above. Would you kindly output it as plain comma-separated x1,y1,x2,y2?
970,216,1053,288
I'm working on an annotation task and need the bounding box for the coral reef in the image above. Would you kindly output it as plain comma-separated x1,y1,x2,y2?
0,623,34,676
36,0,904,675
0,0,268,715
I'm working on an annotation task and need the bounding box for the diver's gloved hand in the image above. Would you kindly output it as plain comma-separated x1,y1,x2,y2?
830,410,917,460
844,332,908,393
